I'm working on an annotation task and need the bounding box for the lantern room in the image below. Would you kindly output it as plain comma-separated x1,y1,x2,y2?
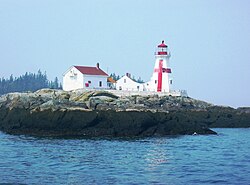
156,40,168,55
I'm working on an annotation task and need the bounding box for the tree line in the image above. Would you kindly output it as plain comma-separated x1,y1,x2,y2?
0,70,62,95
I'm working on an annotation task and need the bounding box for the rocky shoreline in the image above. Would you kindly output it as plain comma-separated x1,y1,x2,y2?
0,89,249,137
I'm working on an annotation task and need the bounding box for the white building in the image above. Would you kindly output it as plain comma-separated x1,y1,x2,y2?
116,73,144,91
63,63,109,91
144,40,172,92
116,40,173,93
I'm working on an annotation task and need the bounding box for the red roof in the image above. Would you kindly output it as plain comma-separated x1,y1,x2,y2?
158,40,167,48
74,66,108,76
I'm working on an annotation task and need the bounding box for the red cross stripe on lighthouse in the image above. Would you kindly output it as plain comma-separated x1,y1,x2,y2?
154,68,171,73
157,60,163,92
155,60,171,92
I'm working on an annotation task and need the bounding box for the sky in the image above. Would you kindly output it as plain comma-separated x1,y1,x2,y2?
0,0,250,108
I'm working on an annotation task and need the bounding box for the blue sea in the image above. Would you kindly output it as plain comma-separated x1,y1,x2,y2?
0,128,250,185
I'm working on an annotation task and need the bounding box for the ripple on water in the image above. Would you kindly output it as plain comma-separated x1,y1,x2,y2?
0,128,250,184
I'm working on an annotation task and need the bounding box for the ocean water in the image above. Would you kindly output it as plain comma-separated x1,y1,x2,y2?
0,128,250,185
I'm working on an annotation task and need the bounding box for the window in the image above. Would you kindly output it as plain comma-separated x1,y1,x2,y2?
124,79,126,83
99,81,102,87
70,70,77,77
70,76,77,80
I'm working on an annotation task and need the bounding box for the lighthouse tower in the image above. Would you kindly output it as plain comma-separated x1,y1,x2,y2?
148,40,172,92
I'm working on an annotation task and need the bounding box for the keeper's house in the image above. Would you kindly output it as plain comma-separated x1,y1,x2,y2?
116,73,143,91
63,63,109,91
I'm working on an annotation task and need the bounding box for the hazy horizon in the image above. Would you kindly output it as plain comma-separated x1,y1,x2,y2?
0,0,250,108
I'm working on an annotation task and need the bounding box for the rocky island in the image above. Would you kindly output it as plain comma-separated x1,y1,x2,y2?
0,89,249,137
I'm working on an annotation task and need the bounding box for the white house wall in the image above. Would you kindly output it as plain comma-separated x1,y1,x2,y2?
116,76,143,91
83,75,108,89
143,80,157,92
63,66,84,91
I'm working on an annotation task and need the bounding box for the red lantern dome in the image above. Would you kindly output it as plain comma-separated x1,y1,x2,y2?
158,40,168,48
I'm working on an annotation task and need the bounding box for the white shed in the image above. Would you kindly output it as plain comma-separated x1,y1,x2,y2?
63,63,109,91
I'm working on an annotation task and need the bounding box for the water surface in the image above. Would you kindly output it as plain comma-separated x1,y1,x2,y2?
0,128,250,184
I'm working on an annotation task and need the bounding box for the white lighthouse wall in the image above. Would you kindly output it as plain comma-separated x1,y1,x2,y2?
63,66,84,91
161,57,170,92
145,56,171,92
116,76,143,91
161,72,170,92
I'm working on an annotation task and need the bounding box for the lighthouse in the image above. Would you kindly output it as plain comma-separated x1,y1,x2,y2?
116,40,186,96
116,40,177,94
147,40,172,92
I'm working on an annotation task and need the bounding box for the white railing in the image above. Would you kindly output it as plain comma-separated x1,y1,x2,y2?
71,88,188,97
107,89,188,97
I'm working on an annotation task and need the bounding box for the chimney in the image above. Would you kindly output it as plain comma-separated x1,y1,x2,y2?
96,63,100,69
126,73,131,78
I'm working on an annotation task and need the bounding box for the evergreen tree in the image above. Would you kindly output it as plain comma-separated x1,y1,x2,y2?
110,73,121,81
49,77,60,89
0,70,61,95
